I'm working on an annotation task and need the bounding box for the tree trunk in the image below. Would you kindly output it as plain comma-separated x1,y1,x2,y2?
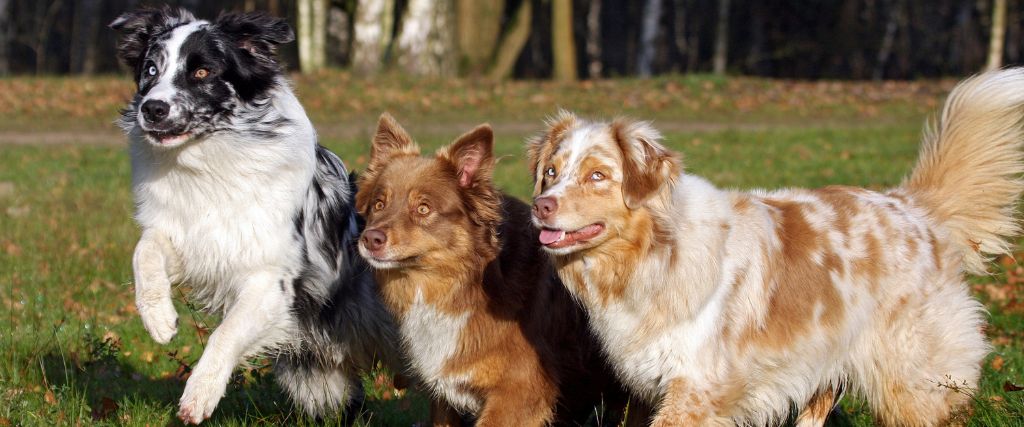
711,0,729,74
489,0,531,80
551,0,577,81
70,0,102,75
672,0,687,72
244,0,256,12
34,0,63,74
874,0,903,80
352,0,395,76
0,0,10,76
585,0,602,78
395,0,457,77
987,0,1007,71
456,0,504,75
298,0,328,73
637,0,662,77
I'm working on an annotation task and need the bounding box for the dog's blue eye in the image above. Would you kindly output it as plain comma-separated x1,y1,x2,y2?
148,66,157,76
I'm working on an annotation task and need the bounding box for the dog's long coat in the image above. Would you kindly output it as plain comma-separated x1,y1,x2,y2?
528,69,1024,426
111,8,397,423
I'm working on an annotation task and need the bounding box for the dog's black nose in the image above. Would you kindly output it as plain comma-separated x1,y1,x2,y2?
141,100,170,123
362,229,387,253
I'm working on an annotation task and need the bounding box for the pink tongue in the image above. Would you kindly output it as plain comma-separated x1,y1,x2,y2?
539,229,566,245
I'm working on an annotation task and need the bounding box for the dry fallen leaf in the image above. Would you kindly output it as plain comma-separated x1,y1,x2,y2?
44,389,57,405
992,355,1006,371
1004,381,1024,392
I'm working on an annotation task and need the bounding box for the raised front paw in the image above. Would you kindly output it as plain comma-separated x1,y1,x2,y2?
137,297,178,344
177,376,227,425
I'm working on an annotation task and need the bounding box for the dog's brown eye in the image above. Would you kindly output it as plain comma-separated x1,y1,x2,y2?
194,68,210,80
417,204,431,215
374,200,385,211
590,171,605,181
545,167,556,178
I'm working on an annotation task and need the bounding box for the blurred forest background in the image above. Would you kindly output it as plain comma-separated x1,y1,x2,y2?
0,0,1020,80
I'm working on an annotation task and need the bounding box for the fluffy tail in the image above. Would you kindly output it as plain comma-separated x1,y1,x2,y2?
903,68,1024,274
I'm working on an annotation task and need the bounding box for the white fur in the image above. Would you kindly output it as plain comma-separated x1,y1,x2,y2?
399,290,481,414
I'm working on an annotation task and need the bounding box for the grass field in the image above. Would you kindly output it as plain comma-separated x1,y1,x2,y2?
1,72,1022,426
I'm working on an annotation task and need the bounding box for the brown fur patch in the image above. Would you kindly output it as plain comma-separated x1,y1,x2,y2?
742,199,845,350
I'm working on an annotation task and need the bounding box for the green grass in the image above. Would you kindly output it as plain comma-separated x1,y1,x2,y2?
1,75,1023,426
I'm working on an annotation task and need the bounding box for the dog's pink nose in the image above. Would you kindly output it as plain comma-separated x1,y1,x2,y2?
362,229,387,252
533,197,559,219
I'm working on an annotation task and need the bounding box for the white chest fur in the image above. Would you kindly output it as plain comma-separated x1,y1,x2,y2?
399,290,481,414
131,131,314,306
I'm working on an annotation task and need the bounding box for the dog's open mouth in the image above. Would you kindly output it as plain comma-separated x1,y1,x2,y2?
539,224,605,249
146,131,193,146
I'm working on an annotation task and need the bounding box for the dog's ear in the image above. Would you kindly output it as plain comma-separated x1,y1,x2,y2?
214,12,294,100
439,124,494,188
215,12,294,58
356,114,419,214
610,118,682,209
526,110,578,194
109,7,196,73
370,113,420,167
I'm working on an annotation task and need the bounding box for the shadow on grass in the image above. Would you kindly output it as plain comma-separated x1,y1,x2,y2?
37,333,427,426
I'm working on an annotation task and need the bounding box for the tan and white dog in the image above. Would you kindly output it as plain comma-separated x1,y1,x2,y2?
527,69,1024,426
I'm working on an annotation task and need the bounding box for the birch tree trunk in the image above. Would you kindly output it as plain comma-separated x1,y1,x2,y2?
457,0,504,75
637,0,662,77
298,0,328,73
352,0,395,75
712,0,729,74
552,0,577,81
987,0,1007,71
395,0,456,77
489,0,531,80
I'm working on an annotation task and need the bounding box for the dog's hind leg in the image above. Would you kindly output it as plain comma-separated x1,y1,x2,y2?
177,270,297,424
133,230,183,344
852,279,988,427
794,387,838,427
274,357,361,418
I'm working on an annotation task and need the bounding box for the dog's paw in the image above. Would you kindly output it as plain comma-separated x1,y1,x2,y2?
177,377,226,425
138,297,178,344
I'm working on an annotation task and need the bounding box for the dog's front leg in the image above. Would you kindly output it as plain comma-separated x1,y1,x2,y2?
177,271,292,424
133,230,183,344
651,379,732,427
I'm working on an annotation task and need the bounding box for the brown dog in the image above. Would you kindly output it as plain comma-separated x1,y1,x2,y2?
355,114,629,426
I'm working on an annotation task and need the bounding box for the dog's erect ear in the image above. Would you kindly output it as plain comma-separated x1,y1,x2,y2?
370,113,419,166
356,114,420,214
611,118,682,209
215,12,294,58
439,124,494,188
109,7,196,72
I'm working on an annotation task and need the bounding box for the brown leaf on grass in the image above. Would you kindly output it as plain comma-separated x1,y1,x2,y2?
1004,381,1024,392
44,389,57,404
992,355,1006,371
0,416,10,426
90,397,118,421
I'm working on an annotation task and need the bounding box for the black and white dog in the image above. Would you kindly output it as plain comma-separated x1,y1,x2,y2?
109,8,398,424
